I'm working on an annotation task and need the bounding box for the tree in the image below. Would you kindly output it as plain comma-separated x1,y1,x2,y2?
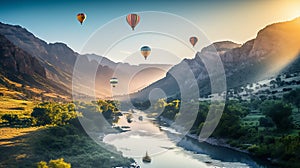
251,98,262,110
212,101,248,138
226,100,250,117
276,76,282,84
259,117,274,127
37,158,71,168
31,103,77,126
261,100,293,130
37,161,48,168
31,107,51,126
1,114,19,126
283,89,300,112
154,98,167,112
48,158,71,168
213,112,243,138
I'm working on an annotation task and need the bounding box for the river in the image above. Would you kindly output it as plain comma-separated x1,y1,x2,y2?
103,110,272,168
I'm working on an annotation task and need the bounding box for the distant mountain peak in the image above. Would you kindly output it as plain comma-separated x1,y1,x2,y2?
212,41,241,49
0,22,174,98
133,17,300,100
201,41,241,54
49,42,69,47
0,22,27,31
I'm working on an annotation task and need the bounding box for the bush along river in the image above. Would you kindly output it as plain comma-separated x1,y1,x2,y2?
103,110,274,168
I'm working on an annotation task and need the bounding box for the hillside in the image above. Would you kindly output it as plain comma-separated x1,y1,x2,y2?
0,35,70,101
132,17,300,101
0,23,77,89
71,54,172,98
0,22,172,99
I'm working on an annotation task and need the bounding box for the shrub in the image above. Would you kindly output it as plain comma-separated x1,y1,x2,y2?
37,158,71,168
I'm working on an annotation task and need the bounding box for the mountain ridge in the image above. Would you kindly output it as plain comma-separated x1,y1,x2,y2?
131,17,300,101
2,17,300,100
0,34,70,100
0,22,173,98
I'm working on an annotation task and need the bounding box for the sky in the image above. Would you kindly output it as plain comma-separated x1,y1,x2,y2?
1,0,300,58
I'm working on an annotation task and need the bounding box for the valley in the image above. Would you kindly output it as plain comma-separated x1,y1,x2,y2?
0,12,300,168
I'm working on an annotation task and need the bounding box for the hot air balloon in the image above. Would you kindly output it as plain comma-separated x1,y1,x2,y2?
140,46,151,60
126,14,140,30
110,77,118,88
189,36,198,47
77,13,86,25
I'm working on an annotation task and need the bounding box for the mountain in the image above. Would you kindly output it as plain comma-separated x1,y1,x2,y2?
4,16,298,101
0,34,69,100
132,17,300,101
0,34,45,78
75,54,172,98
0,22,172,98
0,22,78,88
281,53,300,74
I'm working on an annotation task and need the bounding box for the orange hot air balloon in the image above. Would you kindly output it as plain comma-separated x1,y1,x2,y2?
126,14,140,30
189,36,198,47
77,13,86,25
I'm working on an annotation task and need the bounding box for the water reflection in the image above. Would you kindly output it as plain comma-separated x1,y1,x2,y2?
103,110,271,168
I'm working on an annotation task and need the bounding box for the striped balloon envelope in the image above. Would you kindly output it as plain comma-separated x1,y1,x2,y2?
189,36,198,47
126,14,140,30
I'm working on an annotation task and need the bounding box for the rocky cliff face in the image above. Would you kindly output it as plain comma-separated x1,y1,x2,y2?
249,18,300,74
0,22,78,87
0,34,72,99
133,17,300,100
0,23,78,68
0,23,172,98
0,34,46,78
2,16,299,100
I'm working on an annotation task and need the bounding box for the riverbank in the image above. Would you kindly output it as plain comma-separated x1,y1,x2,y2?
103,112,273,168
158,116,280,167
158,116,250,154
187,134,250,154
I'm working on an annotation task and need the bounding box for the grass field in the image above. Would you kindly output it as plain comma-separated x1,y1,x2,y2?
0,97,35,114
0,127,44,167
0,96,36,123
0,86,38,163
0,127,41,146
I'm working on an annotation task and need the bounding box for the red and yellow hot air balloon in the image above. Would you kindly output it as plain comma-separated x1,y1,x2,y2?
126,14,140,30
189,36,198,47
77,13,86,25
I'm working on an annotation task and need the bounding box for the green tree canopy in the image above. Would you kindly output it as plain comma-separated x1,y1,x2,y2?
31,103,77,126
37,158,71,168
261,100,293,130
283,89,300,112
